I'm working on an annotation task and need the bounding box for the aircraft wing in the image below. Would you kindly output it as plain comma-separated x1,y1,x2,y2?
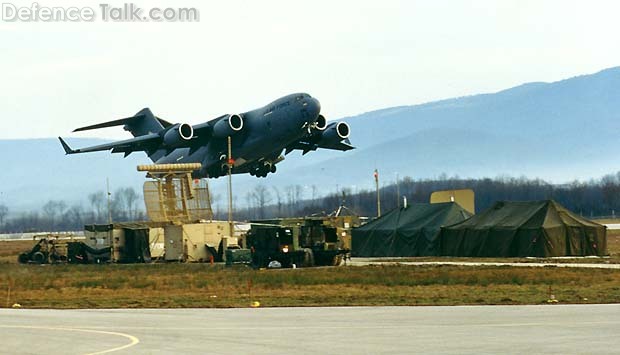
58,133,162,157
285,121,355,155
285,135,355,155
59,112,235,158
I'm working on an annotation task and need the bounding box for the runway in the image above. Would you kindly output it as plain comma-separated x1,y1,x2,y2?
1,305,619,354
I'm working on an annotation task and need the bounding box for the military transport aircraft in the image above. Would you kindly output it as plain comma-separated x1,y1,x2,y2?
58,93,354,178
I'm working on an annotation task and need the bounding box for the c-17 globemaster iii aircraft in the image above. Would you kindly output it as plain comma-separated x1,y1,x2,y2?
59,93,354,178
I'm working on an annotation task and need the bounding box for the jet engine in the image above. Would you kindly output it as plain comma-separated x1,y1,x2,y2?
213,114,244,138
162,123,194,147
320,121,350,143
314,114,327,130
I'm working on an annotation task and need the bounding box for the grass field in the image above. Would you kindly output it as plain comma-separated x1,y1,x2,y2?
1,231,619,308
2,262,620,308
608,230,620,257
0,240,32,264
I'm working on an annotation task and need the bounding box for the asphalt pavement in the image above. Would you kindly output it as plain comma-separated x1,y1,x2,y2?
1,305,619,354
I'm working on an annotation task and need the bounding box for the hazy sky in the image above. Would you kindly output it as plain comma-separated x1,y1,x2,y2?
1,0,619,139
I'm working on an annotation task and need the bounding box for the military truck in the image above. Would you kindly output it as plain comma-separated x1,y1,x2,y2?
17,234,78,264
246,216,360,268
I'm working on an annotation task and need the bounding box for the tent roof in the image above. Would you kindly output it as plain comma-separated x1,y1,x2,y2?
445,200,604,230
356,202,472,233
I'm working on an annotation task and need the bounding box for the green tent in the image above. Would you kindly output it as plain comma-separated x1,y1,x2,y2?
352,202,472,257
440,200,607,257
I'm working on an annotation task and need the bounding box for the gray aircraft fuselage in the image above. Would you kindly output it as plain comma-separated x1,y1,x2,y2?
60,92,352,179
153,93,321,178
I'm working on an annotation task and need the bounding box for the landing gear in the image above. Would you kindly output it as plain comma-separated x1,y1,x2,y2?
251,166,268,178
249,162,276,178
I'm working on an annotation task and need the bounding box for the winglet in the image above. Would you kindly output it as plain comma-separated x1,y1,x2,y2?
58,137,76,155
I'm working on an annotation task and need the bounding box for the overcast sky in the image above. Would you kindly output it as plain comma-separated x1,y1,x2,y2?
1,0,619,139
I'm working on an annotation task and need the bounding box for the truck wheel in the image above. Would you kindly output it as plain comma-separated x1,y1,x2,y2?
302,248,314,267
332,254,344,266
18,253,29,264
32,252,46,264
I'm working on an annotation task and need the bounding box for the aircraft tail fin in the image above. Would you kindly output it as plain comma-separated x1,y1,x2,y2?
73,108,165,137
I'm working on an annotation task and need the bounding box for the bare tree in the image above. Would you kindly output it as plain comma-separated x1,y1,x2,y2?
285,185,297,215
63,204,84,230
253,185,272,219
115,187,139,220
127,187,139,220
311,185,318,206
88,191,106,223
272,186,283,216
111,188,126,221
42,200,67,230
245,191,256,219
210,192,222,219
294,185,303,212
0,204,8,229
601,174,620,212
42,201,55,224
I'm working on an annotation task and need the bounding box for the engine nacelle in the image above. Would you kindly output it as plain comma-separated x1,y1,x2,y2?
321,121,350,143
314,114,327,130
162,123,193,147
213,114,243,138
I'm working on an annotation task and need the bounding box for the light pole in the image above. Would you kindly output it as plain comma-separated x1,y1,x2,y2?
374,169,381,217
227,136,234,259
396,172,400,209
106,178,112,225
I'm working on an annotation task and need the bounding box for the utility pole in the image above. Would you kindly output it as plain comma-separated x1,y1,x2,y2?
396,172,400,209
106,178,112,224
374,169,381,217
227,136,234,260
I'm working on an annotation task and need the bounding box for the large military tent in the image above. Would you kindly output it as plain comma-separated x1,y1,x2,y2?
352,202,472,257
440,200,607,257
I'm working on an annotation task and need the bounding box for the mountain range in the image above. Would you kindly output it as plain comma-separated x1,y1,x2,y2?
2,67,620,212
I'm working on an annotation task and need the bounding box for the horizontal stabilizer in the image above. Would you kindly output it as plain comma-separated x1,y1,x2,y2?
73,115,145,132
157,117,173,128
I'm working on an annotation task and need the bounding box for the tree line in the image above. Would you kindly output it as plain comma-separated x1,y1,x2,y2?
3,173,620,233
230,172,620,220
0,187,144,233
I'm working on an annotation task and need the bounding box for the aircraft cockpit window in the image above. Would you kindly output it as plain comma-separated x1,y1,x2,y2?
296,95,304,101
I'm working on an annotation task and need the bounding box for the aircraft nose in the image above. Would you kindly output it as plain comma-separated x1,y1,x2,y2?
307,97,321,119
